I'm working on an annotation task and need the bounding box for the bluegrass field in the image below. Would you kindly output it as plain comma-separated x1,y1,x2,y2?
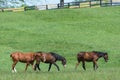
0,6,120,80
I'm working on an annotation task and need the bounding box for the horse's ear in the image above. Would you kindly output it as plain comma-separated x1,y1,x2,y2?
105,52,108,55
34,53,37,57
35,52,43,57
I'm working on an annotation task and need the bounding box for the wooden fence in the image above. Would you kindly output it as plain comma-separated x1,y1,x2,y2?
24,6,36,11
0,1,120,12
101,2,120,7
0,7,24,12
57,1,101,8
58,1,120,8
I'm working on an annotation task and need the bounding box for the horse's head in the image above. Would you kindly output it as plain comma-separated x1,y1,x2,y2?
35,52,42,58
34,52,44,71
62,58,67,68
35,52,45,62
93,51,108,62
103,53,108,62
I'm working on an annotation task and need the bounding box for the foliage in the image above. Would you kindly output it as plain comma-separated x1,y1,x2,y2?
0,0,25,8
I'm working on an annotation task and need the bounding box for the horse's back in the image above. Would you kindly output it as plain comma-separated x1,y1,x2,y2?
10,52,36,62
10,52,34,57
77,52,85,58
40,53,55,63
77,52,96,61
10,52,22,59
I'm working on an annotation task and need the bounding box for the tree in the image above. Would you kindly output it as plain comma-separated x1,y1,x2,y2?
0,0,7,8
0,0,26,8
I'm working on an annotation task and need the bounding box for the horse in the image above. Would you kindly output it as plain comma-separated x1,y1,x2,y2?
34,52,67,71
75,51,108,70
10,52,43,73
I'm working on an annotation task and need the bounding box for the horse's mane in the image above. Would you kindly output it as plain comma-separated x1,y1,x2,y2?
92,51,107,57
49,52,65,61
36,51,42,53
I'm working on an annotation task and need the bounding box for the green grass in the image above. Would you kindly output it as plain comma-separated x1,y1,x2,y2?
0,6,120,80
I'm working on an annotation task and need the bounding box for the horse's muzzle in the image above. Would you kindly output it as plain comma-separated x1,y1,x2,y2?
105,60,108,62
64,65,66,68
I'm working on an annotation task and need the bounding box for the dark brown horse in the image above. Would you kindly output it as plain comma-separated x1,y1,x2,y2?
34,52,67,71
10,52,43,73
75,51,108,70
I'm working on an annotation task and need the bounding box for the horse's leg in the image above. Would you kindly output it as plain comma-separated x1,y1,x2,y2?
48,63,52,71
53,63,60,71
75,61,80,70
34,64,37,71
25,63,29,71
34,59,41,71
36,63,41,71
93,60,98,70
93,62,96,70
31,62,36,71
95,61,98,70
34,63,40,71
82,61,86,70
12,61,18,73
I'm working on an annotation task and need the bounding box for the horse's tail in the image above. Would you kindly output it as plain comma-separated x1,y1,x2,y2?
10,53,14,58
10,54,12,57
10,52,17,58
10,54,14,61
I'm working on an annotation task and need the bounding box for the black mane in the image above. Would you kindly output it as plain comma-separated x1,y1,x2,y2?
92,51,107,57
49,52,65,61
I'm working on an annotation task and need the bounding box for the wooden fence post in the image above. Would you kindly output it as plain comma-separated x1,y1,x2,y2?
46,5,48,10
100,0,102,7
79,2,80,8
2,9,4,12
110,0,112,6
24,7,26,11
68,3,70,8
57,4,60,8
89,1,91,8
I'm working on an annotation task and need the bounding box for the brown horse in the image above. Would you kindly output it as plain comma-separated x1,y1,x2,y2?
34,52,67,71
10,52,43,73
75,51,108,70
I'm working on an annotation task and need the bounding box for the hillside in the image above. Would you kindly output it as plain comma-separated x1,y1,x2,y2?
0,6,120,80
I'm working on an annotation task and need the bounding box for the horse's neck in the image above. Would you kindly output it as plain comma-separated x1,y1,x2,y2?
50,52,64,61
98,53,104,58
56,56,64,61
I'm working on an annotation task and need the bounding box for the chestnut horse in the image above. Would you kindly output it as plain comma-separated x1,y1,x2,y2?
34,52,67,71
75,51,108,70
10,52,43,73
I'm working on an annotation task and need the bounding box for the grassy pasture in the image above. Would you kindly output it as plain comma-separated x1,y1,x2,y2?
0,6,120,80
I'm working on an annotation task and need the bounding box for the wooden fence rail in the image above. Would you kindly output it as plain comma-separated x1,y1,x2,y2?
24,6,36,11
0,1,120,12
58,1,100,9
